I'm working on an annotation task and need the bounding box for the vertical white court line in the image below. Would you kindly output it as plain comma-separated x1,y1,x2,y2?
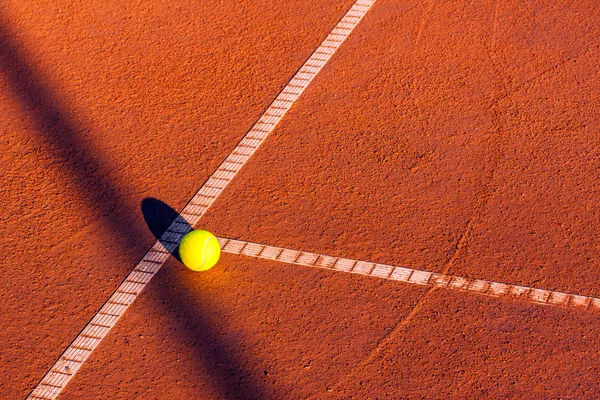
27,1,376,399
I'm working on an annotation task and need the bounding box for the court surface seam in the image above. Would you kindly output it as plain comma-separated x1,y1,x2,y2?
27,1,376,398
218,237,600,312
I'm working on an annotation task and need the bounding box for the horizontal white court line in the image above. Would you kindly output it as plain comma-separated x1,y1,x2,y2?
218,237,600,311
27,1,376,399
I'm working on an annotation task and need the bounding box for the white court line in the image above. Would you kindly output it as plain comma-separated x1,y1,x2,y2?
218,237,600,311
27,1,376,399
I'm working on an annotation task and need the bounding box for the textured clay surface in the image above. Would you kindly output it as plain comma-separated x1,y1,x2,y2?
1,0,600,398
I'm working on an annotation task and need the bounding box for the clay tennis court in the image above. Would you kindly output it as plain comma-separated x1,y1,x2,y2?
2,0,600,398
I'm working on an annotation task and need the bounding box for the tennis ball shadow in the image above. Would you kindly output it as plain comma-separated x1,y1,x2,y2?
141,197,191,262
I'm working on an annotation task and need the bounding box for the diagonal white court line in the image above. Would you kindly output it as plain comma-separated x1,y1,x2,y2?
27,1,376,399
217,237,600,312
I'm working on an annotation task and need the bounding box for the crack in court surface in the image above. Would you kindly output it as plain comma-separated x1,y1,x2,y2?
26,1,599,398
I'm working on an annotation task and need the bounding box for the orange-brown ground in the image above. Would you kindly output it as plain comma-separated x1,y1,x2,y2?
1,0,600,398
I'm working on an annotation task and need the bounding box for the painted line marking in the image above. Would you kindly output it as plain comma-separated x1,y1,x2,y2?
26,1,376,398
217,237,600,312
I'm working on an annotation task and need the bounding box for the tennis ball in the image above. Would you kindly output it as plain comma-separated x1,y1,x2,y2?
178,230,221,271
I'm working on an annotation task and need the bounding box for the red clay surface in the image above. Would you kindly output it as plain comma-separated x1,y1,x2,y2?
2,0,600,398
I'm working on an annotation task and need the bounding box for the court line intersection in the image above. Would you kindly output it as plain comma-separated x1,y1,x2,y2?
27,1,376,398
27,0,599,398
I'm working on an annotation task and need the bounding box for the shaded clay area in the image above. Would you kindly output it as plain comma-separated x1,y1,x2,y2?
2,0,600,399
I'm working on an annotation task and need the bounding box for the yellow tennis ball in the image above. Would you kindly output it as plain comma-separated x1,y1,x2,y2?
178,230,221,271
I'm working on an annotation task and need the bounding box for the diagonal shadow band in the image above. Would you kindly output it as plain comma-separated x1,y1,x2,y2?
0,13,266,399
142,198,267,399
0,14,142,253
